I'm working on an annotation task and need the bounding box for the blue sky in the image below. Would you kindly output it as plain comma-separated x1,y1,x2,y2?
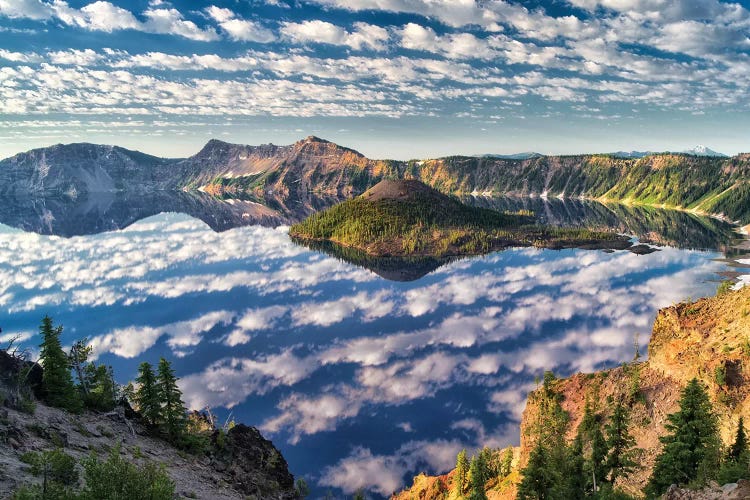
1,0,750,159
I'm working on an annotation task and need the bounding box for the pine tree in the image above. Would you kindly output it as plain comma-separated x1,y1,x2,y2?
516,442,553,500
69,338,92,396
729,417,748,462
135,362,161,426
453,449,470,498
468,454,488,500
645,378,720,497
576,401,609,494
38,316,80,412
589,418,609,490
157,358,187,441
560,434,586,498
605,400,639,484
499,447,514,478
84,363,118,411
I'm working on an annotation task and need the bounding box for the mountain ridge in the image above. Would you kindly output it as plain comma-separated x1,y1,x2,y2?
3,138,750,223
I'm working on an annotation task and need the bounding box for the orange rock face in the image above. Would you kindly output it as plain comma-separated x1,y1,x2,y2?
395,286,750,499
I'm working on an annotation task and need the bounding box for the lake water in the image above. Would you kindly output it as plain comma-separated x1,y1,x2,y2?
0,195,745,498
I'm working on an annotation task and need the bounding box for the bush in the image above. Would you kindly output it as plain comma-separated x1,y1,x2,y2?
717,280,734,296
79,445,175,500
16,449,78,500
717,460,749,485
20,449,78,487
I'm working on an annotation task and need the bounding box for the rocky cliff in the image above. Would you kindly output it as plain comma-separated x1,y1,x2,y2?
3,137,750,223
395,285,750,499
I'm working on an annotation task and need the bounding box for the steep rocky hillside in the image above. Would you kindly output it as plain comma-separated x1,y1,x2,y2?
0,351,298,499
395,285,750,499
3,137,750,223
0,143,181,196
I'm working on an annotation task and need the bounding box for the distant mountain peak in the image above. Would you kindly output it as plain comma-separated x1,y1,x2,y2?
681,145,727,157
302,135,328,144
476,152,543,160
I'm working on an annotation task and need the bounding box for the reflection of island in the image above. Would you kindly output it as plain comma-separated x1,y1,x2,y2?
290,179,633,261
292,238,460,281
465,196,742,254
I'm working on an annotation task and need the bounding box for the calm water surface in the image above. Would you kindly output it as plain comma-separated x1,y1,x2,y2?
0,200,742,498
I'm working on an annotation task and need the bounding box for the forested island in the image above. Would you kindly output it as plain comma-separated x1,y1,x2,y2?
289,180,633,258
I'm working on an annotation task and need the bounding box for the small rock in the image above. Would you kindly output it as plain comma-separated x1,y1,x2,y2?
8,437,21,449
722,482,738,493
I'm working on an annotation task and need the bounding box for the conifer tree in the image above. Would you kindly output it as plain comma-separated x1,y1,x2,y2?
576,401,609,493
157,358,187,441
468,454,488,500
69,338,92,396
38,315,80,412
499,447,514,478
84,363,118,411
135,362,161,426
605,400,638,484
453,449,470,498
516,442,553,500
645,378,720,497
729,417,748,462
717,416,750,484
561,434,586,498
478,447,494,478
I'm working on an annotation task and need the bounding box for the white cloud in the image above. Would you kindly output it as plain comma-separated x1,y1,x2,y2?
0,0,53,19
142,8,219,41
77,1,140,32
48,49,101,66
88,310,234,359
0,1,219,41
205,5,274,43
281,20,389,50
0,49,43,63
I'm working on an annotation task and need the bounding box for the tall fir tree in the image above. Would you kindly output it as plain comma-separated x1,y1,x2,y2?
604,400,639,484
518,370,570,500
135,362,161,426
157,358,187,441
561,434,586,498
468,454,488,500
729,417,748,462
453,449,470,498
576,401,609,494
38,315,80,412
83,363,118,411
499,447,514,478
516,442,554,500
645,378,720,497
68,338,92,396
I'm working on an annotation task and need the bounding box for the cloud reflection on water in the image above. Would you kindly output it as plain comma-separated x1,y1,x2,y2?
0,214,728,497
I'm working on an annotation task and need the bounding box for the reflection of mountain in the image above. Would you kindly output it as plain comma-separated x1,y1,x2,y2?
464,196,741,254
0,194,741,257
0,191,341,237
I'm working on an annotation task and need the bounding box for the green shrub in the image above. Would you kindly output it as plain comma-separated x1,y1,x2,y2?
20,449,78,486
717,280,734,296
79,445,175,500
717,460,749,484
714,365,727,387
